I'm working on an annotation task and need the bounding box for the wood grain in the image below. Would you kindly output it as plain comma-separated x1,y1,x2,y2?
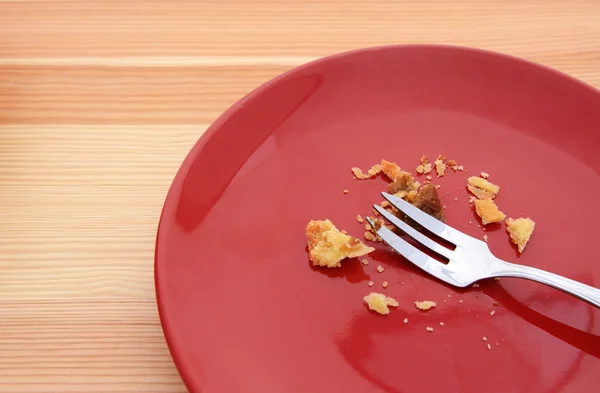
1,1,599,392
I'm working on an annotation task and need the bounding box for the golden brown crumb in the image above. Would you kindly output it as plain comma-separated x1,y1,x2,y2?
382,281,388,288
426,175,432,180
437,154,445,161
426,326,434,332
306,220,375,267
352,164,382,180
475,199,506,225
368,281,374,287
480,172,489,179
364,231,378,242
434,159,446,177
356,214,364,223
377,265,384,273
423,163,433,174
406,190,418,204
468,177,500,199
420,155,429,165
364,292,399,315
380,201,390,208
413,184,445,222
388,170,418,195
343,189,349,194
506,217,535,253
381,160,403,182
361,259,369,266
415,300,436,310
416,164,425,174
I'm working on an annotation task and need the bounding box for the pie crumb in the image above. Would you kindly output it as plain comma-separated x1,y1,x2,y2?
364,292,399,315
415,301,436,311
434,159,446,177
306,219,375,267
377,265,384,273
475,199,506,225
356,215,364,223
368,281,374,287
481,172,489,179
506,217,535,253
343,189,349,194
361,259,369,266
352,164,382,180
382,281,389,288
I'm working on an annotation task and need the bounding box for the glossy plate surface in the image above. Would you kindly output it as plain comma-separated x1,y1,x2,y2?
155,46,600,393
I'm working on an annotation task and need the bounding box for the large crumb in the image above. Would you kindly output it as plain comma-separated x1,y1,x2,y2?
381,160,403,182
413,184,445,222
415,300,437,310
506,217,535,253
475,199,506,225
364,292,399,315
388,170,419,195
352,164,382,180
468,177,500,199
306,220,375,267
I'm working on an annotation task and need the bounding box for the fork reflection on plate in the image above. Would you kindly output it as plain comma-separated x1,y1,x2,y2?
367,192,600,308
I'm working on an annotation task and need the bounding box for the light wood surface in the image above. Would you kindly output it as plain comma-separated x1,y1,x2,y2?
1,1,599,392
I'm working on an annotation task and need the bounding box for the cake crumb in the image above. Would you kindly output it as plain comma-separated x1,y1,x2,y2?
415,300,437,310
480,172,489,179
426,326,434,332
468,177,500,199
434,159,446,177
306,219,375,267
368,281,374,287
361,259,369,266
475,199,506,225
352,164,382,180
356,215,364,223
506,217,535,253
404,318,408,323
490,310,496,316
343,189,349,194
416,164,425,174
364,292,399,315
377,265,384,273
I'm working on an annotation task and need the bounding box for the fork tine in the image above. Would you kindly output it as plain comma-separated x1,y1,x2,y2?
366,217,461,286
381,192,471,245
373,205,453,260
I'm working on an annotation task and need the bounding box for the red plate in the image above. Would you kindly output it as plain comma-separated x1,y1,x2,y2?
155,45,600,393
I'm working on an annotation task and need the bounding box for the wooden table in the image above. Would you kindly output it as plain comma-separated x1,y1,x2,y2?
1,1,599,392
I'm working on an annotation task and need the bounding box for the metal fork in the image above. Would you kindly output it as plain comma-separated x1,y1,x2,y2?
367,192,600,308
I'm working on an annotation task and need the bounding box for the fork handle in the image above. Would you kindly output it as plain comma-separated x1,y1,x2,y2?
494,260,600,308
